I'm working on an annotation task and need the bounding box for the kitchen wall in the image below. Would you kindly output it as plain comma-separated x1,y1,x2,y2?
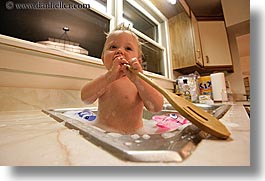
221,0,250,100
221,0,250,28
0,87,89,111
0,34,174,110
237,34,250,82
225,32,246,100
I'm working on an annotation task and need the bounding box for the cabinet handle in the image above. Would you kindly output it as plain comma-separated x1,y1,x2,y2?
205,55,209,63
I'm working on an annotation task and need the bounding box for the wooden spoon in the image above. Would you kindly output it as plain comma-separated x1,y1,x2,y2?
127,65,230,139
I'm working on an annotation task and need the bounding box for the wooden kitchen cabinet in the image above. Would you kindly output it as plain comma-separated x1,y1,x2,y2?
191,11,203,67
198,21,233,67
169,6,233,74
168,11,196,70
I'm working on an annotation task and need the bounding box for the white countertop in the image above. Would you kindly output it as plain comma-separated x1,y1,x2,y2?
0,103,250,166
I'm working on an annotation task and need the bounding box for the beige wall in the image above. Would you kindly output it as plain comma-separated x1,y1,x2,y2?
0,35,175,110
221,0,250,100
237,34,250,81
226,33,246,96
240,56,250,80
0,35,174,92
226,32,250,100
221,0,250,27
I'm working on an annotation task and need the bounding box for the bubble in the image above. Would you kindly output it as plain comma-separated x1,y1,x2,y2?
131,134,140,139
134,139,142,143
142,134,151,139
124,142,132,146
181,135,188,139
107,132,122,138
161,132,175,139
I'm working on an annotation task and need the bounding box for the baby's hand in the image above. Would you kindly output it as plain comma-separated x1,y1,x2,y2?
123,57,143,82
107,56,129,82
128,58,143,73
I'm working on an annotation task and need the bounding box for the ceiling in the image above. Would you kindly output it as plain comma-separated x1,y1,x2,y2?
185,0,223,20
150,0,224,20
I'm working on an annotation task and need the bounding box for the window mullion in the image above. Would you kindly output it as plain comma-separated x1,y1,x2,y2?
114,0,124,28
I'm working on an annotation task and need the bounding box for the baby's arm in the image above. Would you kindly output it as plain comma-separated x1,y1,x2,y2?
134,78,164,113
81,72,111,104
124,59,164,113
81,57,129,104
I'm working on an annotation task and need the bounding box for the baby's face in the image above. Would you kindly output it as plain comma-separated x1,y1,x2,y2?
102,30,140,70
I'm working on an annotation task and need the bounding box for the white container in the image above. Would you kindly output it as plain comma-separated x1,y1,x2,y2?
210,72,227,101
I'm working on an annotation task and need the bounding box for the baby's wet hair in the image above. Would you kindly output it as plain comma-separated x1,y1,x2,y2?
113,23,132,32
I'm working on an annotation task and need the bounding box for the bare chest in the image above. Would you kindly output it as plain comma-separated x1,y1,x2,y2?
100,78,142,107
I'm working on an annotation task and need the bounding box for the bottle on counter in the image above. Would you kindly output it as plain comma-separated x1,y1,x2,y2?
175,81,182,96
183,79,191,102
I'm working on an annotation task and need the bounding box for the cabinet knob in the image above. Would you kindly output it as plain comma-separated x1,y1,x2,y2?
205,55,209,63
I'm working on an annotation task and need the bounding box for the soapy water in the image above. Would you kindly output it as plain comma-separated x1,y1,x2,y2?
161,132,176,139
131,134,141,139
62,108,191,135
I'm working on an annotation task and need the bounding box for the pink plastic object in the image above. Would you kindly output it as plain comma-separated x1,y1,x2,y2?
152,113,189,130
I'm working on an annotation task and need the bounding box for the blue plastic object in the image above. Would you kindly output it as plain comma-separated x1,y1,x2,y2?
77,109,96,121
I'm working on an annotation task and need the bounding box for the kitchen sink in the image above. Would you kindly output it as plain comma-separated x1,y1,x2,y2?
163,103,231,119
188,103,231,119
42,103,230,163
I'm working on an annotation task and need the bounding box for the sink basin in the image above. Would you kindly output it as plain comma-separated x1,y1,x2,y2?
42,103,230,162
163,103,231,119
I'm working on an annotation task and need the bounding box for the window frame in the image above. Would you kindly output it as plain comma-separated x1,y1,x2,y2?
68,0,173,79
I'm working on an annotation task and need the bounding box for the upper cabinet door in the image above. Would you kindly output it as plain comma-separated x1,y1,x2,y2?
191,11,203,67
198,21,233,67
169,12,196,70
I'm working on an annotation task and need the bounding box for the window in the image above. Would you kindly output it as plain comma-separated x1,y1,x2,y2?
0,0,110,58
0,0,171,78
122,0,169,76
122,0,166,75
141,41,164,75
123,0,158,42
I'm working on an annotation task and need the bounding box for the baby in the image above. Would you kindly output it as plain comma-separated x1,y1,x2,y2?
81,24,163,134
